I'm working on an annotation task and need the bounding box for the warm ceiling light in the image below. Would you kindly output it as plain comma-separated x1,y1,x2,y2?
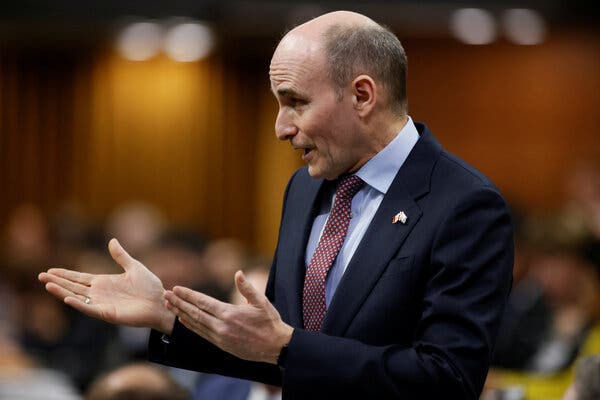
502,9,546,45
117,22,163,61
164,22,215,62
450,8,497,45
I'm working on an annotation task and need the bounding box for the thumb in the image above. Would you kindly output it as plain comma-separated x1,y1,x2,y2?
108,238,136,272
234,270,264,306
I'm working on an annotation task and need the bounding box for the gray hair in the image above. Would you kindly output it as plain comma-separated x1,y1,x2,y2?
323,23,408,115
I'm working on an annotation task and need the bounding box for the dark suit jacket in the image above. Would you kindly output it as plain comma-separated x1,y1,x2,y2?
148,122,514,399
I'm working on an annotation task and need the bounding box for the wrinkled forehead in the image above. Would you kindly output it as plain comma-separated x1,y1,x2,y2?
269,33,325,82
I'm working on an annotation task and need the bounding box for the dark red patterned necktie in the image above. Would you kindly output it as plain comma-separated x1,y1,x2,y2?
302,175,364,332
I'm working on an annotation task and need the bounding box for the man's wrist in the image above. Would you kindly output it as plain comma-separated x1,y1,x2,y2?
158,309,177,336
271,324,293,365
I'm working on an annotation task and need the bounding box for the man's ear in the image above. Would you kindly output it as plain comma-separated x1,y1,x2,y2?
351,75,376,117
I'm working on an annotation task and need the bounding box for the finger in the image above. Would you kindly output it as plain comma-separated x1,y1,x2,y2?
41,269,93,286
39,273,89,297
171,286,227,317
165,301,208,332
234,270,265,306
64,296,106,320
108,238,136,272
177,314,218,343
45,282,89,304
165,290,221,327
169,301,219,341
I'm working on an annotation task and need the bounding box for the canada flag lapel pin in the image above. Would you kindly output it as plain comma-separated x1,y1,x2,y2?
392,211,408,224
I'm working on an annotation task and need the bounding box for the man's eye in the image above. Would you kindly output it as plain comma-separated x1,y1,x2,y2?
291,98,306,107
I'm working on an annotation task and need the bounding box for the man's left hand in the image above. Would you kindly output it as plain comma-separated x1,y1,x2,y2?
164,270,293,364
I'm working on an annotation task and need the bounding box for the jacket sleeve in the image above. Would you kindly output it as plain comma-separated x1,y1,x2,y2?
147,320,282,385
279,186,514,399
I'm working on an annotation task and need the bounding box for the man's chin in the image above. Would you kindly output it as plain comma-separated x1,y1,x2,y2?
307,166,321,179
307,166,338,181
307,165,325,180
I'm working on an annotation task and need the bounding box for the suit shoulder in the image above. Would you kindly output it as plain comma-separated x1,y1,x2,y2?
435,151,502,194
426,150,510,216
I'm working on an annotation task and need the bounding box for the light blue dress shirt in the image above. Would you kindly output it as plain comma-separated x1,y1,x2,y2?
305,117,420,307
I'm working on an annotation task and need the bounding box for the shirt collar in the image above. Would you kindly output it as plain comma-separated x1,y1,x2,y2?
354,116,420,195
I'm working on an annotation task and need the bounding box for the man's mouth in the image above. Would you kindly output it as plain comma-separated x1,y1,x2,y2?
292,143,316,161
301,147,315,161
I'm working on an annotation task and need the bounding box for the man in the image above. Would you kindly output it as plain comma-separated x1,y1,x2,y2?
85,362,190,400
39,10,513,399
562,355,600,400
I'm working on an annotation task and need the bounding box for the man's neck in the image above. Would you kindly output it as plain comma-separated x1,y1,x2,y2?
368,114,408,152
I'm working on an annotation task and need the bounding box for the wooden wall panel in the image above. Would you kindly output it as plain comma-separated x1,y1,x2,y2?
405,30,600,211
1,29,599,257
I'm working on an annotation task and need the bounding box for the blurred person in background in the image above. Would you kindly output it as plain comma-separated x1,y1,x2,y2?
504,212,596,374
564,161,600,239
485,213,600,400
561,354,600,400
49,202,96,267
526,248,597,373
0,253,80,400
12,261,120,390
0,328,81,400
193,265,281,400
1,203,125,391
142,229,208,293
106,202,166,258
492,211,553,370
199,238,249,302
39,10,514,399
2,204,52,266
85,362,189,400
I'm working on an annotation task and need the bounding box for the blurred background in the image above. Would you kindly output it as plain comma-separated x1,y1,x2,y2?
0,1,599,400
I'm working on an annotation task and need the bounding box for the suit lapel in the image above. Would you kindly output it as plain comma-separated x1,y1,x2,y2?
285,173,328,327
322,124,442,335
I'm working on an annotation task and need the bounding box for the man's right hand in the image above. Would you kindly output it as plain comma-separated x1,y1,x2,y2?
38,238,176,335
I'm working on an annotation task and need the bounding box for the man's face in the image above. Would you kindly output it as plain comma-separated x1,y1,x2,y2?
269,36,366,180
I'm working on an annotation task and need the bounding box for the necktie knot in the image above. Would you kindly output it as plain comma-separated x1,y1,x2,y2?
335,175,364,200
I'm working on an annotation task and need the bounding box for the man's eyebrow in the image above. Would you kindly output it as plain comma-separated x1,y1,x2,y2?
274,87,302,98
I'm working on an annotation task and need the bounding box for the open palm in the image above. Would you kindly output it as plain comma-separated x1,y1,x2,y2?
39,238,175,334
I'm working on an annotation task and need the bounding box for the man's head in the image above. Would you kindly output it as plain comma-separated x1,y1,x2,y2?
85,363,190,400
323,20,407,114
270,11,408,180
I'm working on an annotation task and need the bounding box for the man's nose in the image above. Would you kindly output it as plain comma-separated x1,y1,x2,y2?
275,109,298,141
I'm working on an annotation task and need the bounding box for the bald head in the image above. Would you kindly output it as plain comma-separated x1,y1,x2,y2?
286,11,378,39
274,11,408,115
274,11,378,69
85,363,189,400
